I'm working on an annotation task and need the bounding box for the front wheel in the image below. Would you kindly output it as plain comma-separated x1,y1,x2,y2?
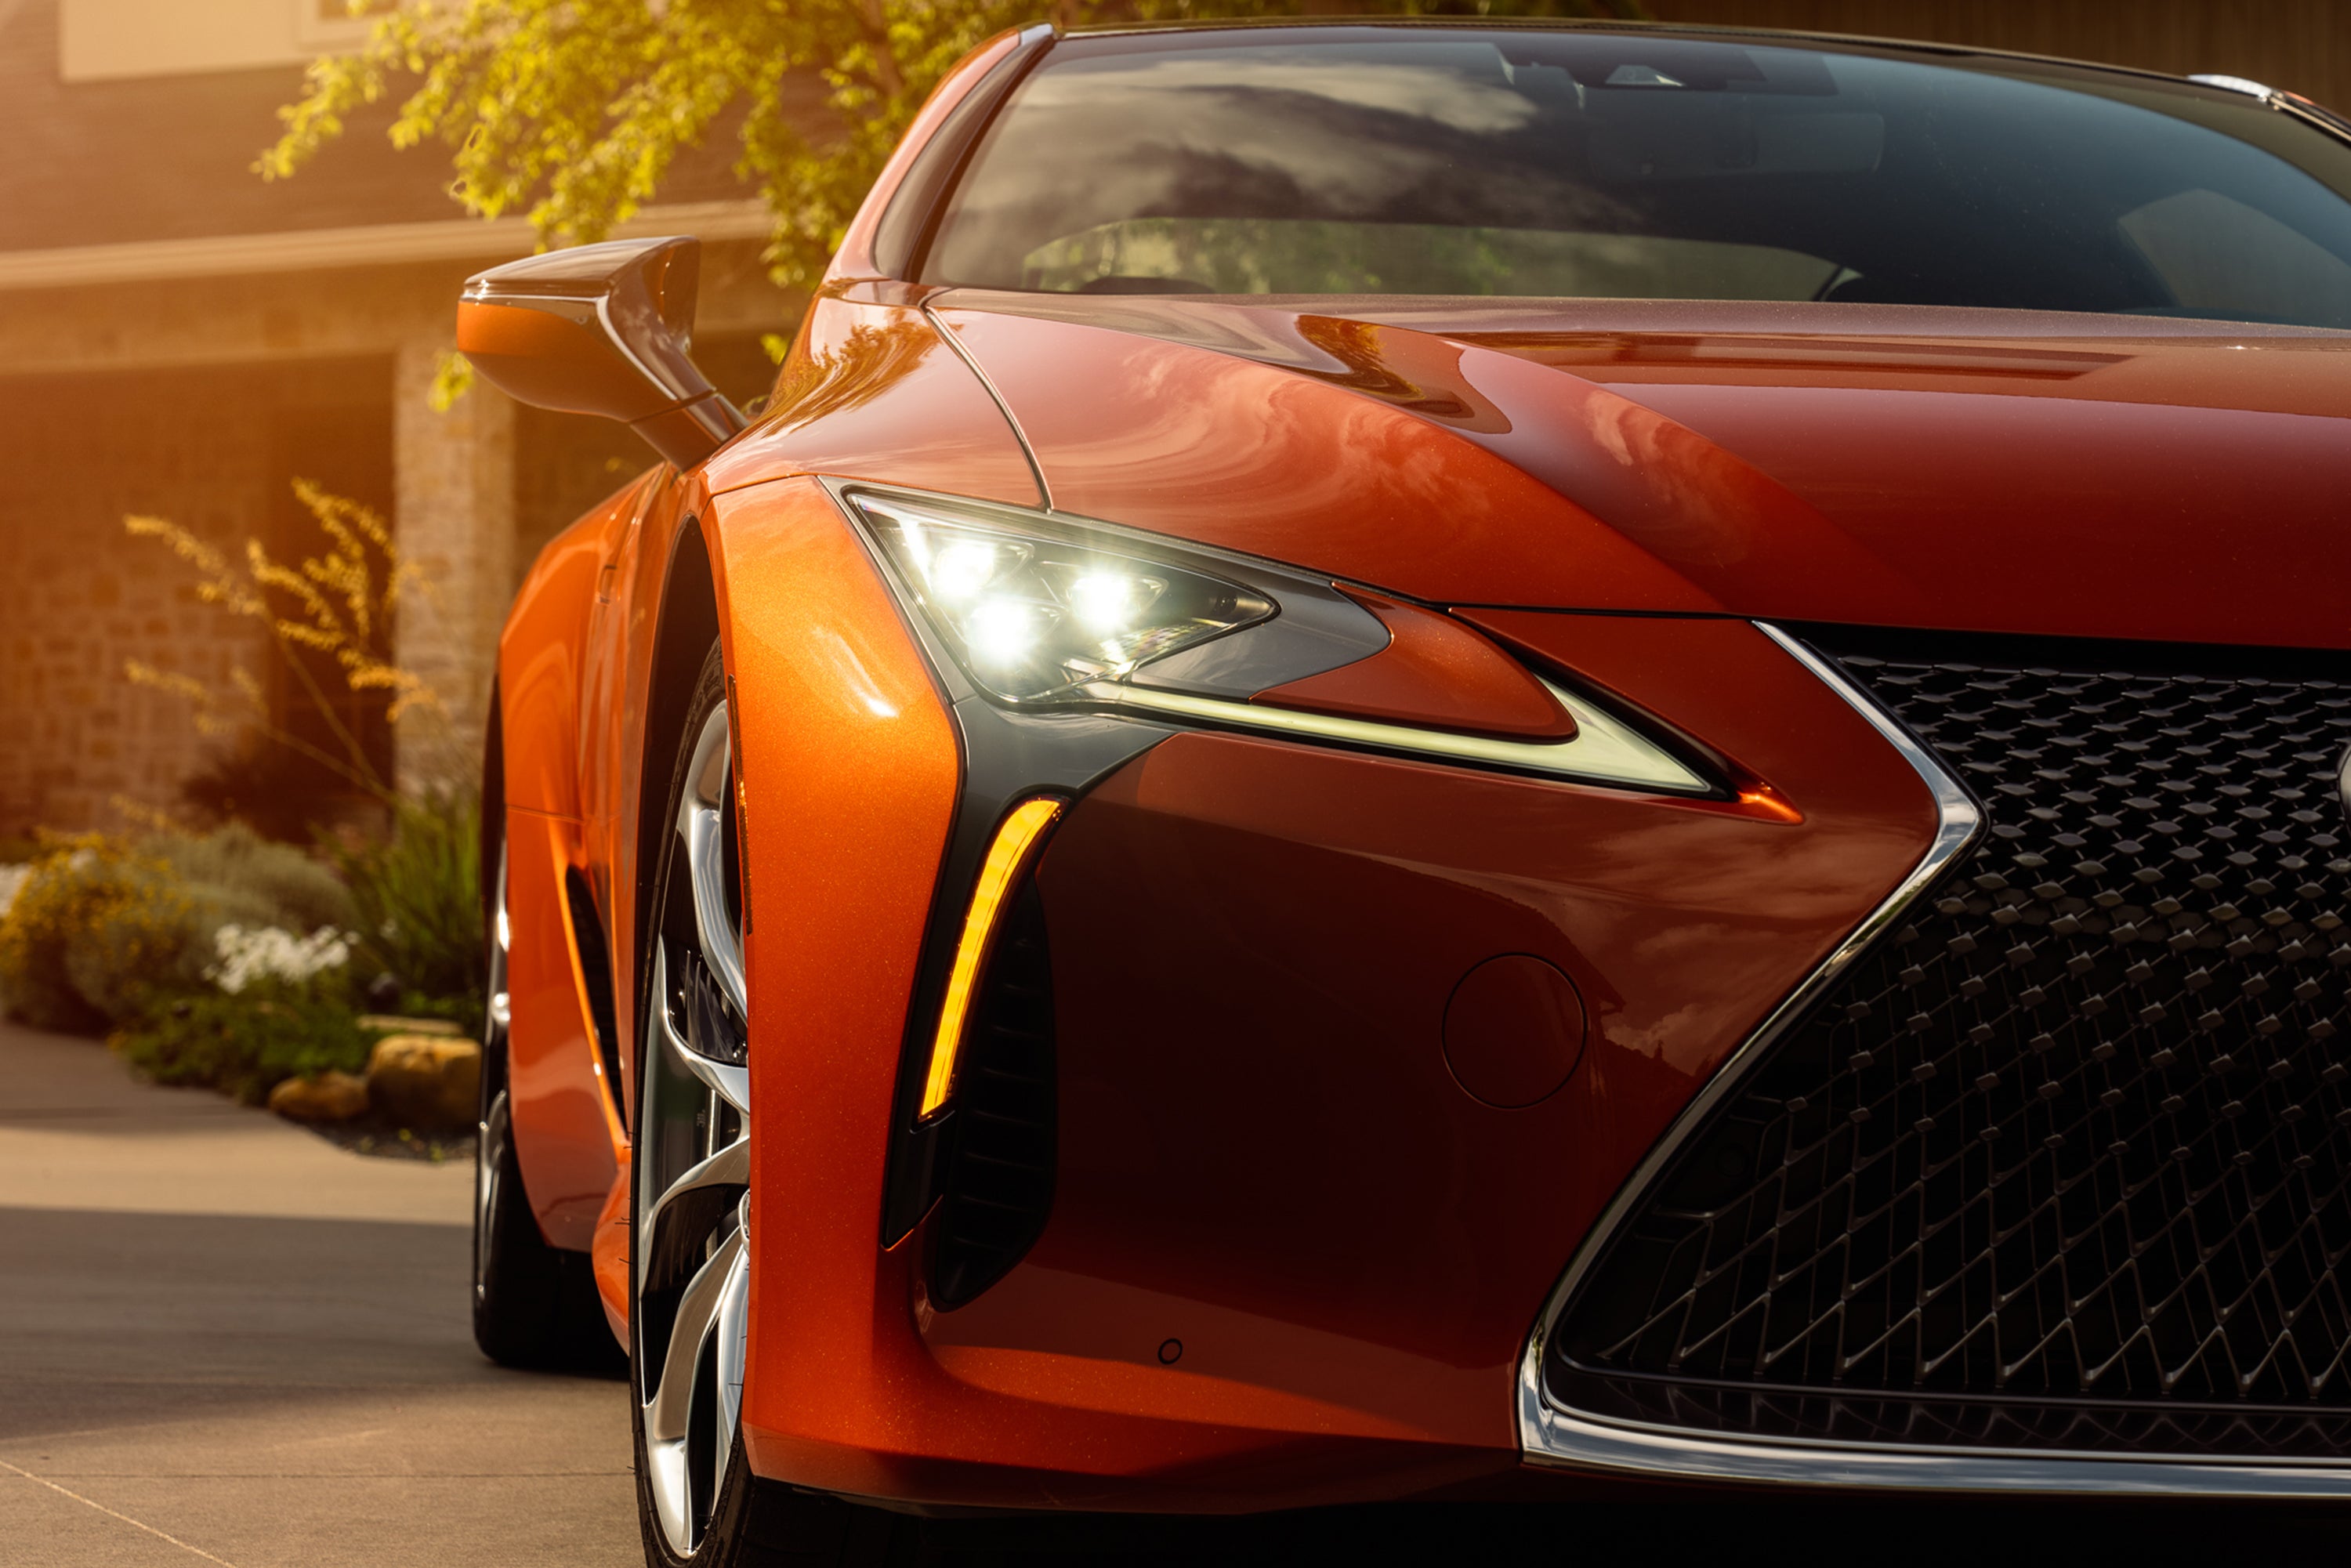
629,643,911,1568
473,811,621,1370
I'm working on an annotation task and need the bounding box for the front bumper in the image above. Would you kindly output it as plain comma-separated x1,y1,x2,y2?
739,573,1938,1508
718,476,1947,1508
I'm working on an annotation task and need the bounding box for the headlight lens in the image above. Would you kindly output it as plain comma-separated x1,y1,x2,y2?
860,496,1271,701
846,487,1712,796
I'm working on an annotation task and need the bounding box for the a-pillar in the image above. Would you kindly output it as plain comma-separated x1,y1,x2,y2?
392,333,514,794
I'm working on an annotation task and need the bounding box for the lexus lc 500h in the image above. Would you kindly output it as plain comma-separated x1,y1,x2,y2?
457,19,2351,1565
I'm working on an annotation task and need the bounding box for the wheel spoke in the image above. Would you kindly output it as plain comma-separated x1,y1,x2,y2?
647,1227,744,1443
651,940,749,1114
643,1231,744,1555
475,846,511,1309
640,1134,748,1296
640,690,754,1560
712,1210,750,1493
474,1090,507,1307
676,705,748,1019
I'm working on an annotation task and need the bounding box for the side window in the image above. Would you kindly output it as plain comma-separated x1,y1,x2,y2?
2121,187,2351,325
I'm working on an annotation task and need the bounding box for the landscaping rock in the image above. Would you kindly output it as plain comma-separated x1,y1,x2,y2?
267,1070,370,1123
357,1014,465,1037
365,1034,481,1132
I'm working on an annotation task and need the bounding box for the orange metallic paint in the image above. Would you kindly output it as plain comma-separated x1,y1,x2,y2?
946,291,1903,624
572,469,667,1027
603,465,715,1128
632,607,1928,1510
697,486,1512,1512
1440,954,1590,1110
1531,321,2351,649
490,286,1967,1506
593,1153,632,1344
497,480,654,1244
940,292,2351,649
500,454,726,1179
693,477,963,1460
578,473,656,861
917,621,1936,1494
1253,588,1574,741
928,302,1716,613
499,502,603,820
502,805,622,1249
458,300,658,416
701,291,1040,508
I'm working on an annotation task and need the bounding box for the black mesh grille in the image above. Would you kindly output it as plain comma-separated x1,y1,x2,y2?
1551,632,2351,1454
931,880,1056,1309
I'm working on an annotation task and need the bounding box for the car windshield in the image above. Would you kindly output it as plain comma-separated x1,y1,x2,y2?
922,27,2351,327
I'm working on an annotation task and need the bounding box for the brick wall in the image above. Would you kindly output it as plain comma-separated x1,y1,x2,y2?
0,360,389,832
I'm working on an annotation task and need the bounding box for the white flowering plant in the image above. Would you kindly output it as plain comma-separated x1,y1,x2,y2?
118,920,370,1103
206,923,355,998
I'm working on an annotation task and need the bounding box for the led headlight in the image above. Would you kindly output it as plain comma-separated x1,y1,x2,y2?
859,494,1273,702
847,487,1710,795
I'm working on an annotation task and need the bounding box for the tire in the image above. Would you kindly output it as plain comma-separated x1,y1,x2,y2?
630,642,915,1568
473,778,625,1372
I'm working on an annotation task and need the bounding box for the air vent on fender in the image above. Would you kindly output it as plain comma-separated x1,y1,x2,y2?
930,877,1056,1309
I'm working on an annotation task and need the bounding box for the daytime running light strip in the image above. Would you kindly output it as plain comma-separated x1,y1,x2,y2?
1090,679,1710,794
919,797,1064,1119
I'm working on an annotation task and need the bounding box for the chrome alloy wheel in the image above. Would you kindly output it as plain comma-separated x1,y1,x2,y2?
473,845,513,1311
639,701,753,1559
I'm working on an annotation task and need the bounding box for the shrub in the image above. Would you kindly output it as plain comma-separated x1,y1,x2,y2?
0,862,32,921
0,838,174,1033
0,827,367,1030
61,859,215,1025
111,921,364,1102
328,788,484,1031
150,823,356,934
112,991,369,1104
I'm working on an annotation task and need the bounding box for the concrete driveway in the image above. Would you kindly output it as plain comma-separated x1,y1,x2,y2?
0,1019,637,1568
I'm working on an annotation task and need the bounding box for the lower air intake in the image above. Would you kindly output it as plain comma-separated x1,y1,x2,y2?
1550,630,2351,1454
930,879,1056,1309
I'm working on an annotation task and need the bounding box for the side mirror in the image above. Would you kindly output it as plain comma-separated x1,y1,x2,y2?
457,236,747,470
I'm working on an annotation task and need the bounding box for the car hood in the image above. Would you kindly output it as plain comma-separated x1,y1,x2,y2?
930,292,2351,650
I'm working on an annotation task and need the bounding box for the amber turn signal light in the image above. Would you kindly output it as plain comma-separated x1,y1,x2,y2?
918,797,1063,1119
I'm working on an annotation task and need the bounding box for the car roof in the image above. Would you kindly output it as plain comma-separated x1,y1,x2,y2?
1053,16,2247,107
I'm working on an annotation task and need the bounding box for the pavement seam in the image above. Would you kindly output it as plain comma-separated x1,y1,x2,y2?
0,1458,242,1566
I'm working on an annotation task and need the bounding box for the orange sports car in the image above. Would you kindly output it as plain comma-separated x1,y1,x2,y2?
460,19,2351,1565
